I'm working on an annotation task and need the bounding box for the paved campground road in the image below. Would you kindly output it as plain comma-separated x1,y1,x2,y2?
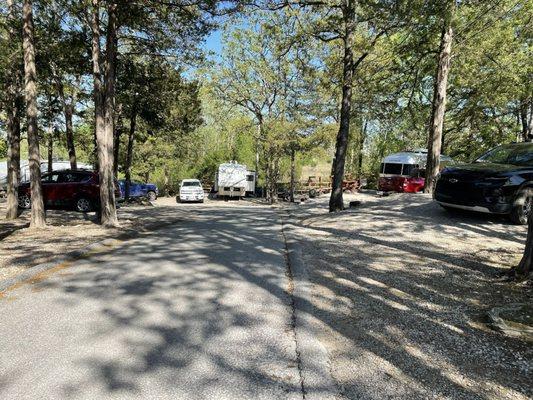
3,196,529,400
0,205,306,400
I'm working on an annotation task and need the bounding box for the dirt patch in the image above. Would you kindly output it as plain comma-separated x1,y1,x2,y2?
285,192,532,400
0,198,180,282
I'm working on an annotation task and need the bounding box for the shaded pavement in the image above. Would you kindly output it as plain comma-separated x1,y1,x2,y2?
0,205,304,400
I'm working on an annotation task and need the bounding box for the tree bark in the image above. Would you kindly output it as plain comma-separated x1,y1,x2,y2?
515,189,533,279
357,120,367,179
163,168,170,197
65,103,77,169
47,127,53,173
55,79,78,170
520,99,532,142
92,0,118,226
113,103,123,177
5,0,21,220
5,100,21,220
124,99,137,200
329,0,356,212
255,124,260,196
22,0,46,228
424,12,453,194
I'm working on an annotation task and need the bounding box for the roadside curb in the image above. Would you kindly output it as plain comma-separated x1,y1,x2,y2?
281,210,339,400
0,215,182,294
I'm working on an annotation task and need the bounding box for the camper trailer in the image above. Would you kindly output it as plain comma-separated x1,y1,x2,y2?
378,150,453,193
215,161,252,198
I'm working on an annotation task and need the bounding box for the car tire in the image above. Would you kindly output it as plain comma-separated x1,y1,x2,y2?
147,191,157,202
75,197,93,213
510,189,532,225
18,194,31,209
309,188,318,198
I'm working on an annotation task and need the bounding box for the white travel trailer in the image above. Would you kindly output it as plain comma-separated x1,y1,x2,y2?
215,161,252,198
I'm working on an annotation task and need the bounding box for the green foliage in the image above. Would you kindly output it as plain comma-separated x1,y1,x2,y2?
0,0,531,195
0,137,7,158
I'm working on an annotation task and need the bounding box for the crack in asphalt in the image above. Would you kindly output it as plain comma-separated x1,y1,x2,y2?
281,213,307,400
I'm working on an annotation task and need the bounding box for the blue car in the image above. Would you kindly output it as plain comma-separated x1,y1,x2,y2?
118,180,159,201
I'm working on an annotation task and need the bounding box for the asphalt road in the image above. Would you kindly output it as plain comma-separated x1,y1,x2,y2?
0,205,303,400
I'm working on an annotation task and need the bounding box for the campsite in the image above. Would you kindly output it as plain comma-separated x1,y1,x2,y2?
0,1,531,399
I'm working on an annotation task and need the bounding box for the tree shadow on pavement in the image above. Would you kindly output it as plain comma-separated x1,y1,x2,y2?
1,207,307,399
1,201,531,400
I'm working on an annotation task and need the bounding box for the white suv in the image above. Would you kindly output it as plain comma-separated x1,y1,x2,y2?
179,179,205,203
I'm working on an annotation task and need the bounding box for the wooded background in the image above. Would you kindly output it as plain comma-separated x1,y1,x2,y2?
0,0,531,205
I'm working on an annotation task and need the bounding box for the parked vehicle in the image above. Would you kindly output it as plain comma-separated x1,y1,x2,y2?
179,179,205,203
435,142,533,224
1,160,93,195
118,180,158,201
214,161,248,198
378,149,453,193
18,169,122,212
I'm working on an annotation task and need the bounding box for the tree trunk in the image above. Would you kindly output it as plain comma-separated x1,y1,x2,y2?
424,13,453,194
47,127,53,173
5,0,21,220
329,1,356,212
22,0,45,228
357,120,367,179
529,100,533,139
124,101,137,200
56,80,78,170
163,169,170,197
520,99,532,142
289,146,296,203
255,124,260,196
92,0,118,226
515,189,533,279
113,103,123,177
267,156,279,205
64,103,77,170
5,101,21,220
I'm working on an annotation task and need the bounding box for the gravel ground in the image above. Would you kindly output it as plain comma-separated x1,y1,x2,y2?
0,198,183,282
284,191,532,400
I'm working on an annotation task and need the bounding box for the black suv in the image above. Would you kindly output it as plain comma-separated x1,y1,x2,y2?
434,143,533,224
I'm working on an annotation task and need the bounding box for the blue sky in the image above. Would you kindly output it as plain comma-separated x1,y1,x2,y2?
203,30,223,56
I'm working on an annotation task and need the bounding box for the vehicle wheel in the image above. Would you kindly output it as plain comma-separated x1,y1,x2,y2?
18,194,31,209
309,188,318,198
510,189,532,225
75,197,93,213
147,191,157,201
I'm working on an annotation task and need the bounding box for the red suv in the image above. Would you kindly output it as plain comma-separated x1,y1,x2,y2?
18,170,122,212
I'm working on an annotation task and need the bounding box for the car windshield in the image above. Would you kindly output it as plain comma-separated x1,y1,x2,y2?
476,144,533,166
182,181,201,187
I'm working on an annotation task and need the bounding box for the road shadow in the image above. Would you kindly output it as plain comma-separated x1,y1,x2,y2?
2,207,307,399
1,203,531,399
